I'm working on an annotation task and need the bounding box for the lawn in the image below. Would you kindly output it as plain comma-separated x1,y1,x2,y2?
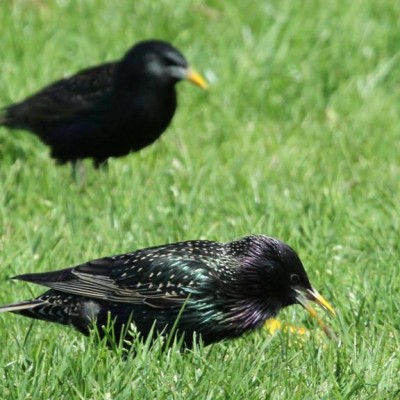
0,0,400,398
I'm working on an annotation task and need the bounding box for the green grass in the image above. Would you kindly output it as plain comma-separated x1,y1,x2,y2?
1,0,400,398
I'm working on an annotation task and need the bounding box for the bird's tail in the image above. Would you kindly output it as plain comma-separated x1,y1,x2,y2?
0,109,7,125
0,104,25,128
0,299,43,313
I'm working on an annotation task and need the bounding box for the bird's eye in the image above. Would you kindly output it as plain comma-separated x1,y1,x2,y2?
163,56,178,67
290,274,300,284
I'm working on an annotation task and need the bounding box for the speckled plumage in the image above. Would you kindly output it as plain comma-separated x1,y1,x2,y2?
0,235,328,348
0,40,207,168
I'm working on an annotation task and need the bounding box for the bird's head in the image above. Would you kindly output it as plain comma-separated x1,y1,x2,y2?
116,39,208,89
237,235,335,320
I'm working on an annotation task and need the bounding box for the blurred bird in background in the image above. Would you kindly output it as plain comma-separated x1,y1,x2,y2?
0,39,207,177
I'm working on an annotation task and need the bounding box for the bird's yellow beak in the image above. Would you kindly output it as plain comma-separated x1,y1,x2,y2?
185,68,208,89
296,288,337,339
302,288,336,316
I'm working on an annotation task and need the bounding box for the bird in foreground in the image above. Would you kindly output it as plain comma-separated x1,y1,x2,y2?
0,235,335,349
0,39,207,172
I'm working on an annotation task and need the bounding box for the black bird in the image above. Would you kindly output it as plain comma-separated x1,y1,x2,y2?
0,39,207,170
0,235,334,348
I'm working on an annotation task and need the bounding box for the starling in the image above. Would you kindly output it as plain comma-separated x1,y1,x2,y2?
0,39,207,169
0,235,334,348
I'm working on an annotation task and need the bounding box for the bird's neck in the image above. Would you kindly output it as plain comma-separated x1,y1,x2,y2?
222,297,280,332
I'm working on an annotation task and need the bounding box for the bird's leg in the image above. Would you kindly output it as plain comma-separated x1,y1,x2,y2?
71,159,86,185
93,158,109,170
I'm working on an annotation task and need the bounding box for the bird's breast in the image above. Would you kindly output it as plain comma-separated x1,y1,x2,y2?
111,89,177,151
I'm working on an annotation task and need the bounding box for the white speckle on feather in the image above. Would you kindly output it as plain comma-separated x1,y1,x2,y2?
82,301,100,319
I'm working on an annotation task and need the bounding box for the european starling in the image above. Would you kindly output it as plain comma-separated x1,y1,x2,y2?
0,39,207,169
0,235,334,348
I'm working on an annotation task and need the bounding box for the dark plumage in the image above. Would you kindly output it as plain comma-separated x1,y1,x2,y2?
0,235,334,348
0,39,207,168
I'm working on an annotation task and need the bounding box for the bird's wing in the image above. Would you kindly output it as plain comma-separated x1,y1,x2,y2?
14,247,232,309
4,62,116,122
